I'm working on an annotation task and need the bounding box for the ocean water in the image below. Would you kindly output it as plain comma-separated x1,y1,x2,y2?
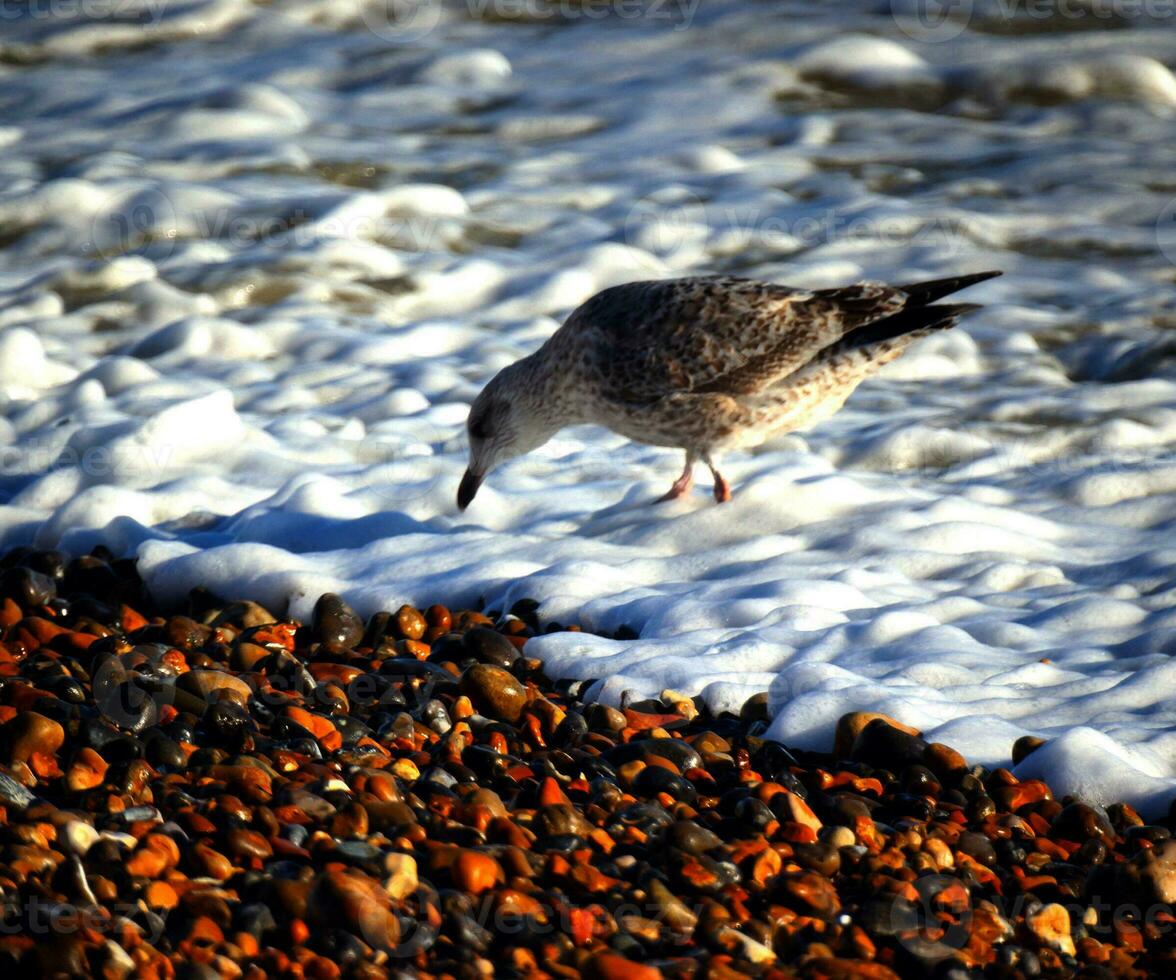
2,0,1176,812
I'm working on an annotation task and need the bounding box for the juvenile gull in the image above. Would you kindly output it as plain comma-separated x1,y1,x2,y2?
458,271,1000,508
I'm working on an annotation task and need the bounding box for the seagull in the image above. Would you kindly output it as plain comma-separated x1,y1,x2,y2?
457,270,1000,509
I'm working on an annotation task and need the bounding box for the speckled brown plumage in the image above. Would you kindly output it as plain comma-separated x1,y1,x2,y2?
458,271,1000,509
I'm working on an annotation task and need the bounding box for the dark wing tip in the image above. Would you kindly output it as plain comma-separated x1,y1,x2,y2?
899,270,1002,306
937,302,983,320
840,301,983,352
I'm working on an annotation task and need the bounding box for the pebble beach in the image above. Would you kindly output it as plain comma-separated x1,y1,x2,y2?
2,546,1175,978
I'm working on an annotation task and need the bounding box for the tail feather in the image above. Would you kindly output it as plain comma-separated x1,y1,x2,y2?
839,302,981,352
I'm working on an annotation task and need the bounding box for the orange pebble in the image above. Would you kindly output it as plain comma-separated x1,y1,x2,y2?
66,747,109,792
0,599,21,627
119,605,150,632
126,834,180,879
234,932,260,959
451,849,504,895
144,881,179,910
289,919,310,946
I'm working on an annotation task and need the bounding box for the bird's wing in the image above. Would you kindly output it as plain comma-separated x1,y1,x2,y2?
575,277,906,404
696,271,1000,395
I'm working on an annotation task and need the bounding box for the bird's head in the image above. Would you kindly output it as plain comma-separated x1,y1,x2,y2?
457,360,563,511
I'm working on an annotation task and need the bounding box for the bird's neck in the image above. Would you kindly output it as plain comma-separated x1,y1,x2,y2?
516,346,583,428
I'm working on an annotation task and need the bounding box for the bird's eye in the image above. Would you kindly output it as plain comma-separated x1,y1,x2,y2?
469,400,503,441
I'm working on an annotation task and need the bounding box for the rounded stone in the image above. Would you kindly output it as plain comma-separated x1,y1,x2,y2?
459,663,527,722
65,746,109,791
383,853,419,900
312,593,365,648
1012,735,1046,765
641,738,702,773
462,627,519,668
834,711,921,760
177,669,252,704
62,820,100,856
309,869,400,950
668,819,722,855
4,711,65,765
394,605,427,640
1116,838,1176,905
0,566,57,607
1053,802,1115,844
451,850,504,895
739,692,771,722
850,718,929,770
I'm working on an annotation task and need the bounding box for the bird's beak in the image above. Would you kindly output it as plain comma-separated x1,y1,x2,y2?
457,468,483,511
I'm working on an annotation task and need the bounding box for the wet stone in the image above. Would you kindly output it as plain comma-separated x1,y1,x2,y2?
1013,735,1046,764
636,766,697,805
1115,838,1176,906
850,718,929,770
462,626,519,668
640,737,702,773
537,804,593,838
394,604,427,641
178,669,252,704
668,819,722,855
0,566,57,607
794,841,841,876
956,830,998,867
739,692,771,722
834,711,921,759
1053,802,1115,844
459,663,527,722
3,711,65,765
312,593,365,648
586,703,627,732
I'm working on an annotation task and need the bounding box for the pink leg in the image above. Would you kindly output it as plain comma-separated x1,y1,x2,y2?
703,453,732,503
655,452,695,503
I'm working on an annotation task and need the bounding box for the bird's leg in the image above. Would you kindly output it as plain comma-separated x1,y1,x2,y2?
702,452,732,503
655,451,695,503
